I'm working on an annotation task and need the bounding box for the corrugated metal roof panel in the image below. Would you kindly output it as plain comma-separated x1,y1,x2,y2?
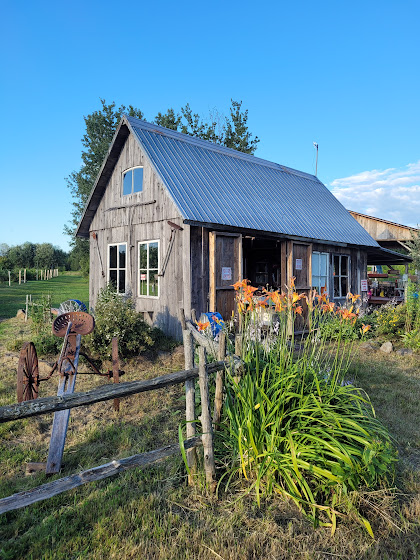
125,116,378,247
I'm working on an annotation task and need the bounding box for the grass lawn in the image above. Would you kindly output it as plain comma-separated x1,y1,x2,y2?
0,320,418,559
0,273,89,318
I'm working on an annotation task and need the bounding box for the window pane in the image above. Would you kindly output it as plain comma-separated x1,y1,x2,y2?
320,254,328,275
119,244,126,268
334,277,339,298
109,245,117,269
139,244,147,268
118,270,126,293
109,270,117,289
133,168,143,192
123,170,132,195
149,270,158,296
312,252,319,278
341,277,347,297
149,242,158,269
139,270,147,295
320,276,328,293
312,275,320,291
334,255,340,276
341,256,348,276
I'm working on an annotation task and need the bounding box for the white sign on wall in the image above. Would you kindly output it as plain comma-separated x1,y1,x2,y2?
221,267,232,280
295,259,302,270
361,279,368,292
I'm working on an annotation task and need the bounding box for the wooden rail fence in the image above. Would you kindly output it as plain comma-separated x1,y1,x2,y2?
0,308,235,514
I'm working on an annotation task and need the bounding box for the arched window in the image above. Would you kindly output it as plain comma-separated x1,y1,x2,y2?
123,167,143,195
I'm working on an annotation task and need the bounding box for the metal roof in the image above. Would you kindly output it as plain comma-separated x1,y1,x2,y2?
126,116,378,247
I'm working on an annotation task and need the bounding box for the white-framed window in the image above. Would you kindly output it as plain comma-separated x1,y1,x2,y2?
123,166,143,195
312,251,329,295
108,243,127,294
333,255,350,298
138,240,159,297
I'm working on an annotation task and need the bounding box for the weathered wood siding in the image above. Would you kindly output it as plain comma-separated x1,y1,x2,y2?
349,211,417,241
89,133,187,338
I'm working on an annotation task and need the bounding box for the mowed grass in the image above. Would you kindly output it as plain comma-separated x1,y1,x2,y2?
0,320,418,559
0,273,89,318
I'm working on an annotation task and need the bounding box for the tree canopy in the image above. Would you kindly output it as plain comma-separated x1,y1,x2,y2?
0,242,68,269
65,99,260,272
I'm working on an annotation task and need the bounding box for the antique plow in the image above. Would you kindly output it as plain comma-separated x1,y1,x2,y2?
17,310,124,474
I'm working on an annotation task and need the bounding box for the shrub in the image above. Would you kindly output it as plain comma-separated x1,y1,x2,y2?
374,303,406,338
84,285,167,360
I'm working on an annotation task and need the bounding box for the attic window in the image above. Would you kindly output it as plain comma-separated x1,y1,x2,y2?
123,167,143,195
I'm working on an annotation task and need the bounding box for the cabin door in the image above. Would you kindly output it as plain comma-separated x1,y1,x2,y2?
209,232,242,320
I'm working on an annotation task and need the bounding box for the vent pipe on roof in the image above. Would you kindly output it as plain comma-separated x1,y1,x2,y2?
313,142,319,176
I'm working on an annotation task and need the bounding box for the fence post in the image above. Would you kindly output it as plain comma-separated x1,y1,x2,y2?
24,269,26,283
198,345,216,490
213,331,226,429
180,308,197,484
25,295,28,323
112,337,120,412
8,271,11,286
19,270,21,285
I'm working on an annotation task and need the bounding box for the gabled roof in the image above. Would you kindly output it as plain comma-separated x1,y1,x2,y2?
77,116,379,248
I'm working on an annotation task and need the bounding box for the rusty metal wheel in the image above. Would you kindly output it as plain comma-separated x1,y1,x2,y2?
17,342,40,402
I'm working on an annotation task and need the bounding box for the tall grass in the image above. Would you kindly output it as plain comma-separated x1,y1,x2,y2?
217,281,396,536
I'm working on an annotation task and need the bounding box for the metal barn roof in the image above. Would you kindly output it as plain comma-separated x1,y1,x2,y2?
77,115,379,248
126,117,378,247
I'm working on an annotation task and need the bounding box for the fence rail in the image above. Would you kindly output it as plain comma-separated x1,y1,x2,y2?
0,361,226,423
0,437,201,514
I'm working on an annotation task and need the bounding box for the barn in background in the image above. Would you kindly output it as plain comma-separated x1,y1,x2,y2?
77,116,407,338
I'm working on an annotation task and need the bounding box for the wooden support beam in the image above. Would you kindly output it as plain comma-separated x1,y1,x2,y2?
0,438,202,515
209,231,216,312
0,363,226,424
198,346,216,490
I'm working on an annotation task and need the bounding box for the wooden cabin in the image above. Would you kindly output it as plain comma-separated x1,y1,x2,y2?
77,116,407,338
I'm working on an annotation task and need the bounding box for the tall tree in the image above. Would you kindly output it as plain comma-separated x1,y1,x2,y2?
65,100,144,273
154,100,259,154
224,100,260,154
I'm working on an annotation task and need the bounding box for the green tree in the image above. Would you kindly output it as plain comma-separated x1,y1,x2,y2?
154,108,182,131
224,100,260,154
65,100,144,272
35,243,55,269
154,100,259,154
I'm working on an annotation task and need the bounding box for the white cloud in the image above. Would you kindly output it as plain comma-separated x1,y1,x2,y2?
330,161,420,227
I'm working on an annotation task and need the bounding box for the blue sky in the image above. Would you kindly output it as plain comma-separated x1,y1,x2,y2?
1,0,419,252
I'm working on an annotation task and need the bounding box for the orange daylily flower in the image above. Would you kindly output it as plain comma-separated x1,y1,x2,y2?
232,279,249,290
290,277,296,288
295,305,303,315
196,321,210,332
360,323,371,335
316,291,328,304
347,292,361,303
322,302,335,313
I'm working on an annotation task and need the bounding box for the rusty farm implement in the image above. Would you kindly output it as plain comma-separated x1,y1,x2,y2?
16,308,124,474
